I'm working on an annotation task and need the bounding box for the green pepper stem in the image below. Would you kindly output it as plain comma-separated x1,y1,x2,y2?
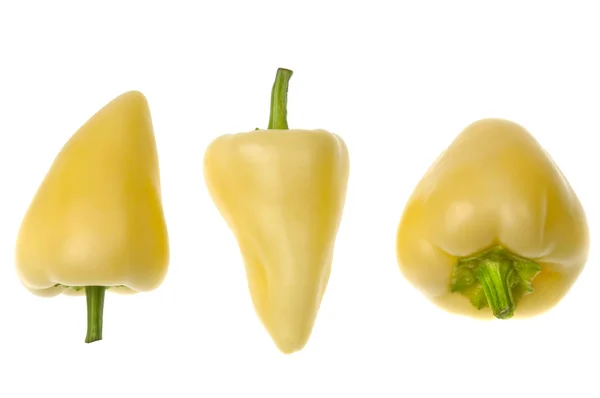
268,68,293,130
85,286,106,343
450,245,542,319
475,259,515,319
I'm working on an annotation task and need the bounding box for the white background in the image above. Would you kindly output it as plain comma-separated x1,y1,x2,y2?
1,1,599,397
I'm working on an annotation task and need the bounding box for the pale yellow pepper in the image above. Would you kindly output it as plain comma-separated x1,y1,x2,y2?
397,119,589,319
204,68,349,354
15,91,169,342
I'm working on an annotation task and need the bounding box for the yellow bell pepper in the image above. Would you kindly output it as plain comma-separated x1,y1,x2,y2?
204,68,349,354
396,118,589,320
15,91,169,343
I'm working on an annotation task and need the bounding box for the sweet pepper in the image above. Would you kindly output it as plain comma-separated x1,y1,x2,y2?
396,118,589,319
203,68,349,354
15,91,169,342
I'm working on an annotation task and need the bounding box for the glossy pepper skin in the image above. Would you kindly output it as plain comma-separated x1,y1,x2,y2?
396,119,588,319
15,91,169,342
204,68,349,354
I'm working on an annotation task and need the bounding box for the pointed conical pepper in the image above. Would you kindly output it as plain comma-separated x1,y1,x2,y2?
203,68,350,354
15,91,169,342
396,119,589,319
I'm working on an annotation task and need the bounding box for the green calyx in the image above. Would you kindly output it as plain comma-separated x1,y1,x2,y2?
450,245,542,319
53,284,124,291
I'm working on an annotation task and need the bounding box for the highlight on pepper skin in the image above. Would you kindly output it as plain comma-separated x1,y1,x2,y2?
203,68,350,354
396,118,589,320
15,90,170,343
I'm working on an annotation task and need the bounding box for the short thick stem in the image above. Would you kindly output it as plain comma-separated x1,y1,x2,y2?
475,259,515,319
85,286,106,343
450,245,542,319
268,68,293,130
